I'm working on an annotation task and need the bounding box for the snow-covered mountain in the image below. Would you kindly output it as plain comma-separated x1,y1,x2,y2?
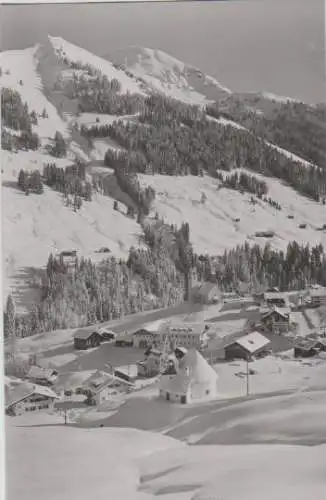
1,36,325,310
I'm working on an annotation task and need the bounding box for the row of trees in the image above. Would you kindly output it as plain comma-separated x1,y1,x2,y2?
104,148,156,216
217,100,326,168
220,171,268,198
17,169,44,194
43,161,92,209
193,241,326,293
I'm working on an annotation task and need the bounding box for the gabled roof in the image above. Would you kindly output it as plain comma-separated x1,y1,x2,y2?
6,382,59,408
227,331,270,354
73,329,99,340
261,307,290,319
27,365,57,380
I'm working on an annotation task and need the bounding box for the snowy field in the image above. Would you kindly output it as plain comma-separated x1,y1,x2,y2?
0,46,69,144
6,389,326,500
139,173,326,256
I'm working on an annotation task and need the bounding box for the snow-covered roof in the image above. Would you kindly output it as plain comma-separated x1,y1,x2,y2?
229,332,270,354
73,329,98,340
161,349,218,394
27,365,57,380
261,307,291,319
264,292,287,301
6,382,59,408
168,323,205,336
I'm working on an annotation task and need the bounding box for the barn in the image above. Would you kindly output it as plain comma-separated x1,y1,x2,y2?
224,331,271,361
73,329,102,350
26,365,58,386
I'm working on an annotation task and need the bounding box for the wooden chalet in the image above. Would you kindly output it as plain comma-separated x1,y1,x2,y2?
73,329,102,350
224,331,271,361
260,307,291,333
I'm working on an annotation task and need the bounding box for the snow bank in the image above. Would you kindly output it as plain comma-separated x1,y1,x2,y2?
139,440,326,500
6,419,184,500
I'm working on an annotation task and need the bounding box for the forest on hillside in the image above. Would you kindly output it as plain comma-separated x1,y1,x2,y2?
80,94,326,202
208,99,326,169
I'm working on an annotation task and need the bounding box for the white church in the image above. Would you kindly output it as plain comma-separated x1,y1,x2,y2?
159,349,218,404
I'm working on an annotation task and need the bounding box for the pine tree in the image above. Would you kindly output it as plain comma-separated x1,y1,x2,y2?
4,295,17,364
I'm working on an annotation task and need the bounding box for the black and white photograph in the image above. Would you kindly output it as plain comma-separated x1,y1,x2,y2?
1,0,326,498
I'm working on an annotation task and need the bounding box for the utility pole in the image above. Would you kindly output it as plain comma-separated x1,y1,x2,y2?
246,356,250,397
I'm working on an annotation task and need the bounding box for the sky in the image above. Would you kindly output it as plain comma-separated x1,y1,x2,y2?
1,0,325,103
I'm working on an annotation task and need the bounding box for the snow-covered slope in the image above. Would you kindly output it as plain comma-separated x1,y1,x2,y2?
139,172,326,256
6,391,326,500
107,45,231,105
48,36,145,95
0,46,69,144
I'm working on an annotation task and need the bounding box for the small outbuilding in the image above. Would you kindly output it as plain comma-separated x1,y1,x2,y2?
73,329,102,350
224,331,271,361
26,365,58,386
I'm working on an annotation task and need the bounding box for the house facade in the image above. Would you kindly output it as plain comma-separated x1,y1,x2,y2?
260,307,291,333
164,323,209,349
6,384,59,416
132,328,158,349
82,370,133,405
224,331,271,361
309,288,326,307
73,329,102,349
263,292,288,309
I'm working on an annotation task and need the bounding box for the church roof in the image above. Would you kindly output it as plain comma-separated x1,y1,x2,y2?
161,349,218,394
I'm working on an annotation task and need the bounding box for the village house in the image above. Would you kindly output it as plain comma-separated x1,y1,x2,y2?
132,320,168,349
26,365,58,386
97,327,117,342
294,339,326,359
114,364,138,383
159,349,218,404
309,287,326,307
164,323,209,349
260,307,292,333
5,383,60,416
73,329,102,349
263,292,289,309
224,331,271,361
115,333,134,347
81,370,134,405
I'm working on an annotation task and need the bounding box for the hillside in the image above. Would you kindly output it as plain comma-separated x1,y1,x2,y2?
2,35,326,319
